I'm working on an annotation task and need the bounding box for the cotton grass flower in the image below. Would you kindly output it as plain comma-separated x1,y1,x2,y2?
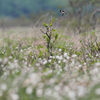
90,67,99,75
36,63,40,67
3,58,8,64
68,90,76,100
48,59,51,63
10,93,19,100
24,73,41,86
56,55,63,60
58,49,62,52
26,86,33,95
95,88,100,95
42,60,47,65
45,88,52,96
95,62,100,67
64,53,68,57
36,88,43,97
0,83,7,91
77,86,86,97
72,54,77,58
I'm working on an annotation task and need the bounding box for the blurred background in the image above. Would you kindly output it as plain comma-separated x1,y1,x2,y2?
0,0,100,33
0,0,68,17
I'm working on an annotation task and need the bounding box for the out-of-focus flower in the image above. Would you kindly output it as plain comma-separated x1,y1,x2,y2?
3,58,8,64
58,49,62,52
24,73,41,86
68,90,76,100
36,63,40,67
36,88,43,97
10,93,19,100
56,55,63,60
95,62,100,67
42,60,47,65
72,54,77,58
0,83,7,91
77,86,86,97
26,86,33,95
45,88,52,96
64,53,68,58
90,68,99,75
95,88,100,95
48,59,51,63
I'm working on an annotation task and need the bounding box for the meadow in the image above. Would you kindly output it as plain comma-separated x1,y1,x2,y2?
0,17,100,100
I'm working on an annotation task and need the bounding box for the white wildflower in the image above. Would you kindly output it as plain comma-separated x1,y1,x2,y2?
64,53,68,58
14,59,18,63
36,88,43,97
55,85,61,91
26,86,33,95
72,54,77,58
48,59,51,63
38,58,42,61
44,70,52,75
64,53,70,59
77,86,86,97
20,49,23,53
68,90,76,100
84,63,86,65
90,68,99,75
67,56,70,59
52,56,55,59
63,86,70,92
78,65,82,68
63,59,66,63
0,83,7,91
36,63,40,67
3,58,8,64
58,49,62,52
45,88,52,96
59,56,63,60
49,56,53,59
95,88,100,95
9,56,12,59
42,60,47,65
96,54,99,57
56,56,59,59
56,55,63,60
24,73,41,86
10,93,19,100
95,62,100,67
64,66,68,71
58,60,61,64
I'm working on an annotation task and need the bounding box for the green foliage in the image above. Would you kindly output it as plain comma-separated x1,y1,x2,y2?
0,16,100,100
41,17,59,57
80,32,100,64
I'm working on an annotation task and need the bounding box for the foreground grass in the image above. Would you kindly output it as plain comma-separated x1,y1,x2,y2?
0,28,100,100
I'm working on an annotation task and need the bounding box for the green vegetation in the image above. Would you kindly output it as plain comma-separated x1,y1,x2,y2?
0,1,100,100
0,18,100,100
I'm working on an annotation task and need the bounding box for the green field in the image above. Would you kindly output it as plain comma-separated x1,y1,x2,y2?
0,22,100,100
